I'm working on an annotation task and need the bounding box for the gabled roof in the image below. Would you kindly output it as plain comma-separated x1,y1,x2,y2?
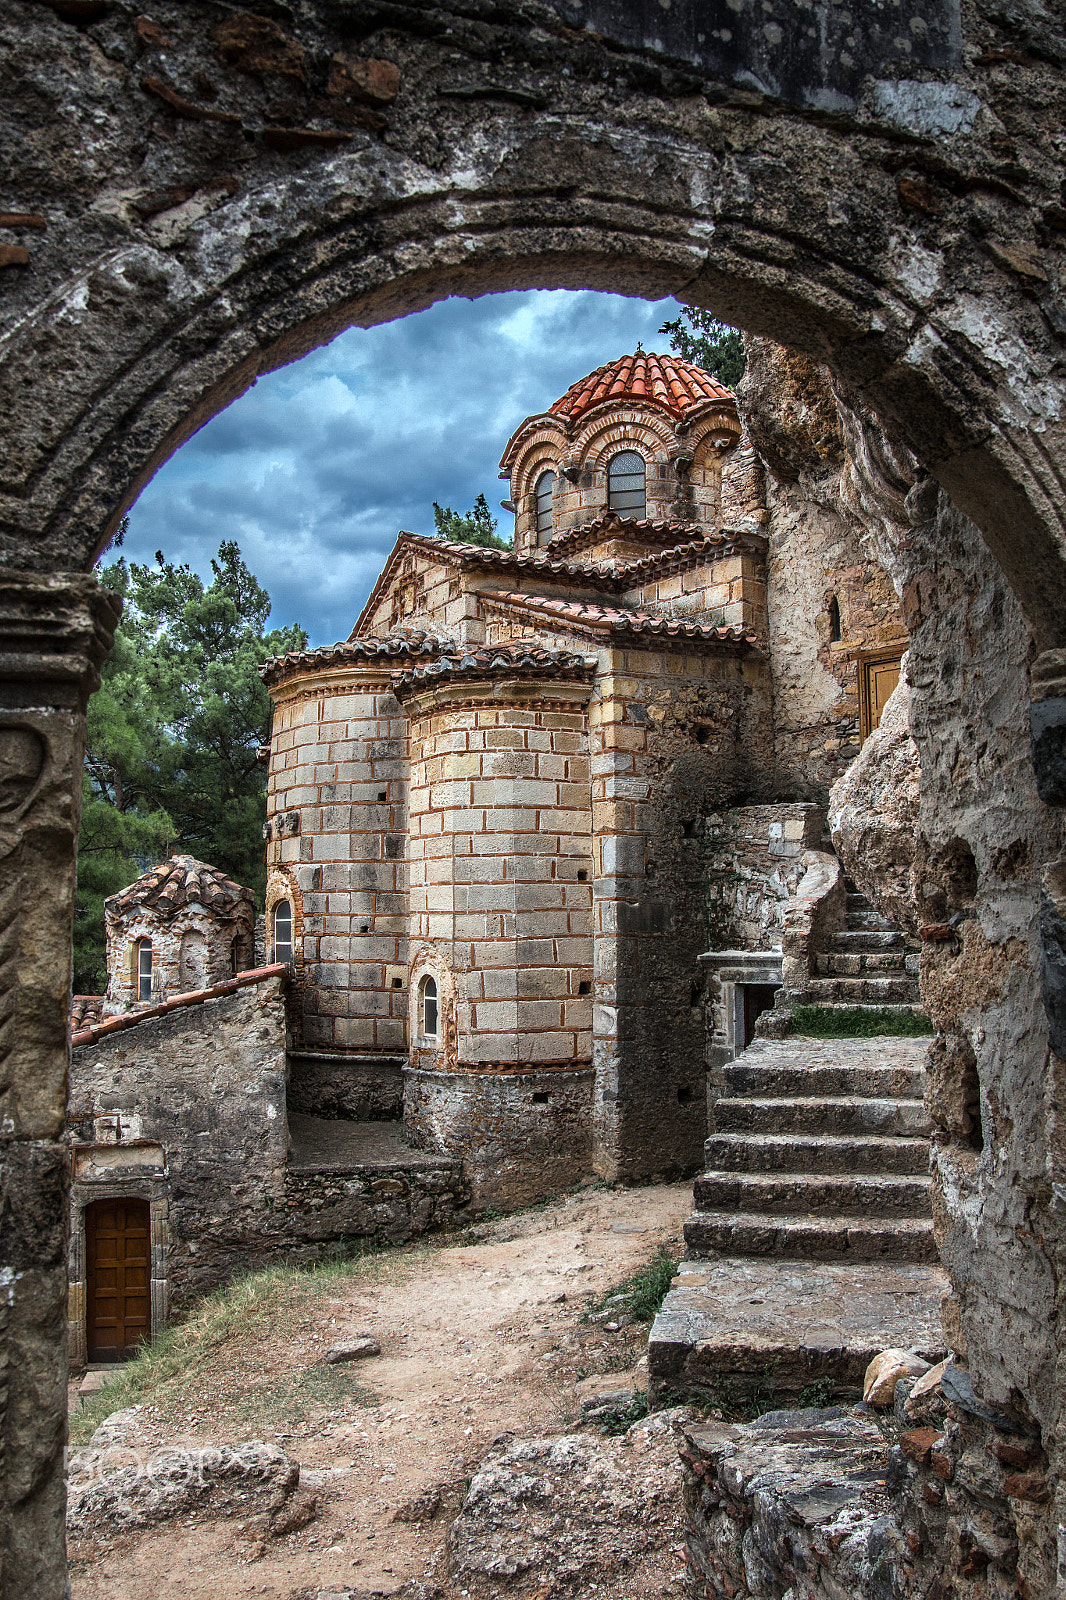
479,591,759,648
349,528,766,641
549,350,735,425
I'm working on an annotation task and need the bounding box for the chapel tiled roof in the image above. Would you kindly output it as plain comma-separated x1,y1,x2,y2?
262,629,455,686
549,351,735,424
105,855,255,923
70,995,104,1033
480,591,759,647
391,642,595,697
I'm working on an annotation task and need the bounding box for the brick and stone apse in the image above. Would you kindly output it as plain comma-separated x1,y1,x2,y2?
1,3,1065,1597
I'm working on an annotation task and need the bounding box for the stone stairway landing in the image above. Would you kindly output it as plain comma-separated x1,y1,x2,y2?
685,1035,935,1265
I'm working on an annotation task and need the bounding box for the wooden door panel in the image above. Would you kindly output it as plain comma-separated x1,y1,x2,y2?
86,1198,151,1361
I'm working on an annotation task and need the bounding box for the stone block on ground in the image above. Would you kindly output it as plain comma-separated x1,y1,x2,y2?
680,1405,905,1599
446,1410,692,1595
325,1336,380,1363
66,1437,300,1538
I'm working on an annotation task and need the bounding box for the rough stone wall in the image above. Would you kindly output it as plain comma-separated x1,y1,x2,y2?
266,667,409,1053
68,976,289,1313
286,1051,404,1121
592,644,774,1180
701,803,825,952
738,339,909,805
269,1156,468,1255
404,1065,593,1210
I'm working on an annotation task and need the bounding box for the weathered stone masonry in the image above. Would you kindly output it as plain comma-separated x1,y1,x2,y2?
2,2,1065,1594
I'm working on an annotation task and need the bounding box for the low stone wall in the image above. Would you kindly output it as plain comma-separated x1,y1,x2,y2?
265,1154,469,1256
287,1052,404,1121
404,1066,595,1210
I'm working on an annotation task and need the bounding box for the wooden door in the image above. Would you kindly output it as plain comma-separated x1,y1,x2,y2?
86,1198,151,1361
859,652,904,739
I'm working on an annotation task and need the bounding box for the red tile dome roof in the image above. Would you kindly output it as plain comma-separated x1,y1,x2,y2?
549,350,735,424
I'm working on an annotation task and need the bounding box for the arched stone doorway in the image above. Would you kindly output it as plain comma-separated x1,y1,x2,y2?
1,4,1064,1595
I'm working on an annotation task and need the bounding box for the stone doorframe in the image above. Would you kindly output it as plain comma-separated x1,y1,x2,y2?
700,950,784,1072
68,1152,170,1372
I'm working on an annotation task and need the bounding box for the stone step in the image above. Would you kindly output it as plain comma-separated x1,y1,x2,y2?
703,1130,930,1175
818,951,907,975
693,1169,932,1218
723,1059,926,1101
803,975,920,1004
786,998,928,1019
714,1095,931,1138
830,929,905,952
683,1209,938,1263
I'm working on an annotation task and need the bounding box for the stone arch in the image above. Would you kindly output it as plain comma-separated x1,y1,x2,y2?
5,8,1066,1592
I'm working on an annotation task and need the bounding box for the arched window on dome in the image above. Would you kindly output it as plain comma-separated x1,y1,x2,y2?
607,451,646,519
534,470,556,545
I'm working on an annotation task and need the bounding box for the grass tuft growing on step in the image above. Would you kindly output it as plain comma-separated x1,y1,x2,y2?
69,1245,395,1446
792,1005,933,1038
585,1245,678,1325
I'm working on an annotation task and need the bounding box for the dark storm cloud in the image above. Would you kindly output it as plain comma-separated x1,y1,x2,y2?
118,289,682,646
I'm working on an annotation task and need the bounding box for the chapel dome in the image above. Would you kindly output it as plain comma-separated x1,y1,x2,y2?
548,349,735,425
105,855,254,923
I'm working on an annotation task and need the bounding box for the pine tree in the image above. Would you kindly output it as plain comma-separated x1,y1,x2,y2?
658,308,746,389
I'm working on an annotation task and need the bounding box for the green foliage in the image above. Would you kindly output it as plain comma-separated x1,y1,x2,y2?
432,492,510,550
792,1005,933,1038
597,1392,650,1436
658,307,746,389
74,538,307,991
586,1245,678,1325
796,1378,836,1409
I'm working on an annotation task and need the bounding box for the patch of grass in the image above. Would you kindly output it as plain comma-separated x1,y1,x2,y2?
792,1005,932,1038
237,1362,377,1429
585,1245,678,1325
795,1377,836,1409
69,1244,397,1446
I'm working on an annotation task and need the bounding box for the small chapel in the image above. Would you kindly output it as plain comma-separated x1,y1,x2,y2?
258,348,909,1190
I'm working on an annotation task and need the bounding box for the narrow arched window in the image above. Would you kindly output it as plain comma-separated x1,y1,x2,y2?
607,450,646,519
273,900,293,964
419,974,438,1040
827,595,841,642
534,470,555,544
135,938,152,1002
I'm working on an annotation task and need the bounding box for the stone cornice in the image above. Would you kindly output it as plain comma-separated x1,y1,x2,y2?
0,571,121,710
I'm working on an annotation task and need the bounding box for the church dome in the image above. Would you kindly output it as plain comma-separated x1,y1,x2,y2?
548,349,735,425
105,855,254,923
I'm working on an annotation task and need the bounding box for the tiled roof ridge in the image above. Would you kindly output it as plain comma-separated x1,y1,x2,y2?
391,642,595,697
541,512,703,557
549,350,735,424
105,854,255,921
479,590,758,647
71,964,289,1050
264,629,456,682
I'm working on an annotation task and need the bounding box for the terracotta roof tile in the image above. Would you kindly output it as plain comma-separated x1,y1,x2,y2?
105,855,255,924
263,629,456,686
480,591,758,648
549,351,735,424
71,964,289,1050
391,642,594,697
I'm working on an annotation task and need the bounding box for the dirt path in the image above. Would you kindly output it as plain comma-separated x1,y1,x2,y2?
68,1181,693,1600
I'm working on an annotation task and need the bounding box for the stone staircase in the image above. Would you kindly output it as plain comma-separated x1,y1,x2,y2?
788,882,922,1015
683,1034,936,1263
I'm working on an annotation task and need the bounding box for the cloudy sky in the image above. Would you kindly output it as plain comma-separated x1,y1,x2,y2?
118,289,684,647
